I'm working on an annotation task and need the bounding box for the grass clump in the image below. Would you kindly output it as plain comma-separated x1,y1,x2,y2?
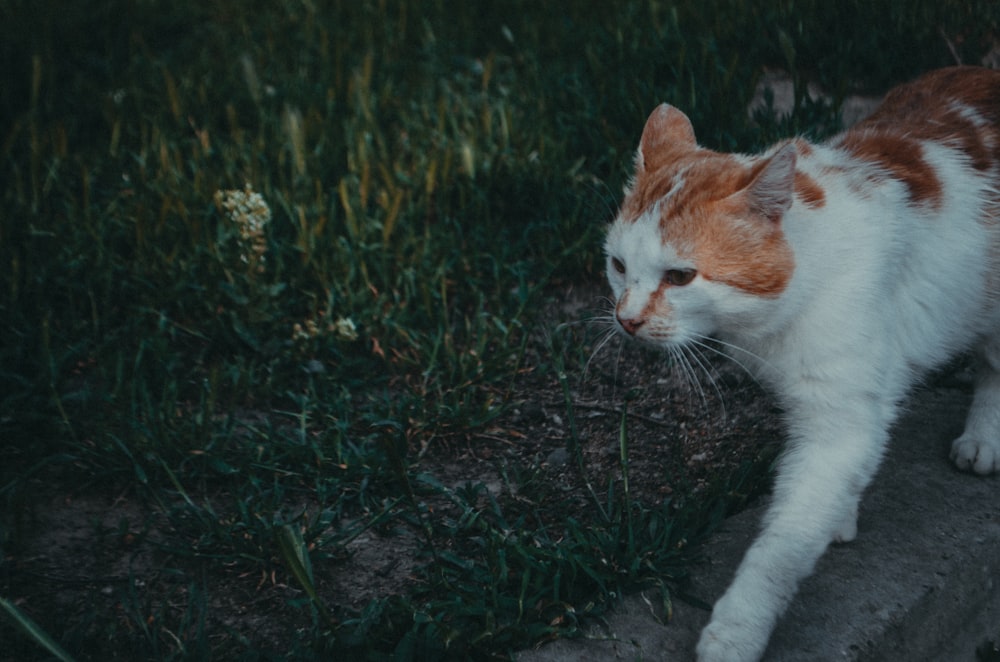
2,0,997,659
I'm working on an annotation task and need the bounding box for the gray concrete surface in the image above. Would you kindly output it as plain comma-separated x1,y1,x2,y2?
516,386,1000,661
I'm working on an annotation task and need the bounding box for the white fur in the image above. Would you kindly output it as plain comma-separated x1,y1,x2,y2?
605,130,1000,661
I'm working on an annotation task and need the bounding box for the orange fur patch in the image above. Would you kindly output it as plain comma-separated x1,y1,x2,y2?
619,151,752,223
620,149,796,297
836,132,943,207
793,138,815,157
834,66,1000,208
638,278,672,321
794,171,826,209
671,198,795,296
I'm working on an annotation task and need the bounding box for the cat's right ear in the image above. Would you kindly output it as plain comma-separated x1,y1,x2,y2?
637,104,697,173
745,143,797,223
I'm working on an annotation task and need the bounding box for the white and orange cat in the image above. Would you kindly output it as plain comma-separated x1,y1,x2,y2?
604,66,1000,662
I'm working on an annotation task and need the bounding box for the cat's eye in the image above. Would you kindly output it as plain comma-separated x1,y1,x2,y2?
611,257,626,274
665,268,697,286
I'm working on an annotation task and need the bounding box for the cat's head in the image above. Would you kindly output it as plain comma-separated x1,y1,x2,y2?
604,104,798,348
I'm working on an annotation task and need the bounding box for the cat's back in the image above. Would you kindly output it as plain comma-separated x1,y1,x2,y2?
856,65,1000,131
827,66,1000,209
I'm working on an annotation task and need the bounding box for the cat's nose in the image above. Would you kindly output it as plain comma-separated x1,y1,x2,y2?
618,316,644,336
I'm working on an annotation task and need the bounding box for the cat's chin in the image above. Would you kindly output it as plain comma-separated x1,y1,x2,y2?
619,329,700,351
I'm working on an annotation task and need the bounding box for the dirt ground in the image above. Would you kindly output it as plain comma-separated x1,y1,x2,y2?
1,283,785,659
325,281,785,609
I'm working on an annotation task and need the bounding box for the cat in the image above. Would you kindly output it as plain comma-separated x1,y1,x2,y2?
603,65,1000,662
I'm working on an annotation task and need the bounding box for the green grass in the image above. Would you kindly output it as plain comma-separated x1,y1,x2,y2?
2,0,998,659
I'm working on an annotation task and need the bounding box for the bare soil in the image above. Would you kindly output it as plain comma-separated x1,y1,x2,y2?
1,286,784,660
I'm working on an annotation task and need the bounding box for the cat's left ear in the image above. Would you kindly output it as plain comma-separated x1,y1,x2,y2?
637,104,697,173
745,143,796,223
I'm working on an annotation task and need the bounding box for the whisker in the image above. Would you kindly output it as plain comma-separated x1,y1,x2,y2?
562,291,625,388
556,310,615,331
684,343,728,421
583,326,620,379
612,329,626,397
689,335,766,386
583,179,621,223
691,333,769,367
671,345,708,409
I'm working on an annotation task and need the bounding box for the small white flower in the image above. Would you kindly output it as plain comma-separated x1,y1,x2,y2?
215,183,271,271
292,315,358,345
333,317,358,341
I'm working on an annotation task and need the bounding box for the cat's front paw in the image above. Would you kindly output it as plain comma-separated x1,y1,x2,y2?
695,605,770,662
951,434,999,475
832,503,858,543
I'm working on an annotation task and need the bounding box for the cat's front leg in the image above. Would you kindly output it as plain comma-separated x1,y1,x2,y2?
696,403,887,662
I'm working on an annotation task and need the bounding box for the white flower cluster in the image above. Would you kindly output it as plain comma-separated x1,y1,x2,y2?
214,183,271,271
332,316,358,341
292,314,358,344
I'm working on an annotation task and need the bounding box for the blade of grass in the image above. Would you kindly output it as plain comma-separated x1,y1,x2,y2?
619,394,635,560
0,596,76,662
275,524,337,627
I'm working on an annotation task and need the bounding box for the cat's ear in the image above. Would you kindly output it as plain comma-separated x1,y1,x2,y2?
637,104,697,173
745,143,796,223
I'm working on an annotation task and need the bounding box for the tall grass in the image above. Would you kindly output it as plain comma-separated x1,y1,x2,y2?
2,0,997,658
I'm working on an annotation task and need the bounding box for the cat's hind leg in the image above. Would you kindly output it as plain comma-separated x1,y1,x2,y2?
951,335,1000,475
